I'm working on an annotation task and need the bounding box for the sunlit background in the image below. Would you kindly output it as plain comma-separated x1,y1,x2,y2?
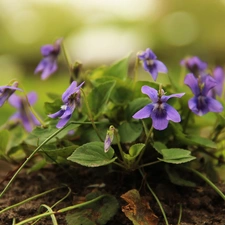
1,0,225,124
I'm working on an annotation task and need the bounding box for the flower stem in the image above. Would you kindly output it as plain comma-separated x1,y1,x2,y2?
14,194,108,225
114,129,126,163
80,89,103,141
135,125,154,166
139,169,169,225
61,40,73,77
0,186,65,214
0,121,96,198
181,166,225,201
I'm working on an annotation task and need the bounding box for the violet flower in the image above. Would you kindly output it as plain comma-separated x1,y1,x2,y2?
34,38,62,80
0,81,22,107
208,67,224,98
180,56,207,76
8,92,40,132
184,73,223,116
138,48,168,81
133,85,185,130
49,81,85,128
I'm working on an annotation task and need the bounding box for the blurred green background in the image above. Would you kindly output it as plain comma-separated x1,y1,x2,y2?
1,0,225,125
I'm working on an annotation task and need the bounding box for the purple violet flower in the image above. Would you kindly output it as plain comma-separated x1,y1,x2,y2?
133,85,185,130
34,38,62,80
8,92,40,132
138,48,168,81
180,56,207,76
0,81,22,107
208,67,224,98
184,73,223,116
49,81,85,128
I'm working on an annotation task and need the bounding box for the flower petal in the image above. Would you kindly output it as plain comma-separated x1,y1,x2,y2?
8,94,22,108
57,115,72,128
184,73,199,95
202,75,217,95
62,81,85,103
41,59,58,80
207,97,223,113
151,111,169,130
165,104,181,122
213,67,224,96
141,86,158,102
155,60,168,73
48,109,65,118
161,92,185,102
188,96,209,116
41,45,55,56
133,104,153,119
27,92,38,105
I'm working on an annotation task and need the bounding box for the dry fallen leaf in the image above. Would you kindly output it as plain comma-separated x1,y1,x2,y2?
121,189,158,225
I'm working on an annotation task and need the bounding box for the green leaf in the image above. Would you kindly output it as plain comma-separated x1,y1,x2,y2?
67,142,117,167
158,148,196,164
110,80,133,105
25,120,84,146
27,158,47,173
41,145,79,161
66,192,119,225
105,56,130,80
85,81,116,118
186,135,217,149
165,165,196,187
44,98,62,114
152,142,167,154
118,121,143,143
0,130,9,154
124,143,145,161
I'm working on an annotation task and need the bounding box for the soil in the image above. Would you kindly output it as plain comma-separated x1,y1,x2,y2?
0,162,225,225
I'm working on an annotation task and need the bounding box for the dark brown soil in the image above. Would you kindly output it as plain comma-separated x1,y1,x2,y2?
0,163,225,225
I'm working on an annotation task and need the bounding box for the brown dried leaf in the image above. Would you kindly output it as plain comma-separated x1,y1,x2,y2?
121,189,158,225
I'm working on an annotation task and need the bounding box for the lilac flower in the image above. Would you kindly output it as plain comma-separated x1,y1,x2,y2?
0,81,22,107
133,86,185,130
208,67,224,98
138,48,168,81
8,92,40,132
180,56,207,76
184,73,223,116
34,38,62,80
49,81,85,128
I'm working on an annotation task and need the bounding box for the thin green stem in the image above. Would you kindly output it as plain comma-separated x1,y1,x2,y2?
61,40,73,77
182,109,191,133
182,166,225,201
138,160,161,168
30,187,71,225
15,194,108,225
141,120,148,136
39,204,58,225
0,186,64,214
114,130,126,163
80,89,103,141
0,121,96,198
139,169,169,225
135,125,154,166
113,161,127,169
177,204,182,225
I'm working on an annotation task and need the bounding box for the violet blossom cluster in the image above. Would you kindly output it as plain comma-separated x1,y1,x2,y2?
181,56,224,116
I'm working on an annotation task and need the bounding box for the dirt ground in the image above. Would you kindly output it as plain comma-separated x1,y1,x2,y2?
0,163,225,225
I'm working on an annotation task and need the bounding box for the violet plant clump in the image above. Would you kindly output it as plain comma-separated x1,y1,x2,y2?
1,42,225,225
